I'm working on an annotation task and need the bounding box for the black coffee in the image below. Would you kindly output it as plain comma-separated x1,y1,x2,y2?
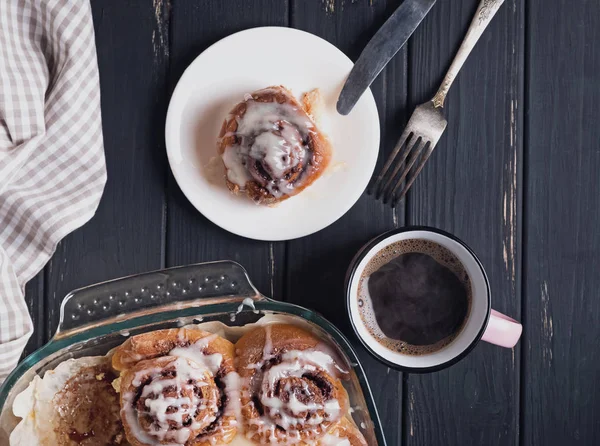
358,239,471,355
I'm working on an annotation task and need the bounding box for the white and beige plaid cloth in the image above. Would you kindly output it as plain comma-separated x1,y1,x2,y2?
0,0,106,381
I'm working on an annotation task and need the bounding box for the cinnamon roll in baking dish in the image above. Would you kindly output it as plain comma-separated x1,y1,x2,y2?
112,328,238,446
235,324,367,446
218,86,332,205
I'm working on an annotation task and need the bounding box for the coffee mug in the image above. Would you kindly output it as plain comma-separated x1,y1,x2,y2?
345,227,522,372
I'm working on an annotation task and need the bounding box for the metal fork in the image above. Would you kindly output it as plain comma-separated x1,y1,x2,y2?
370,0,505,205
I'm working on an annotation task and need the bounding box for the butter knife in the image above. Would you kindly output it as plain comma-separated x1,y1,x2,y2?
337,0,437,115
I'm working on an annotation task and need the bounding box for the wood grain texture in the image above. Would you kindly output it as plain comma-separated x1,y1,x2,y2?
405,0,523,445
523,0,600,443
165,0,288,297
288,1,407,444
22,273,44,357
44,0,168,338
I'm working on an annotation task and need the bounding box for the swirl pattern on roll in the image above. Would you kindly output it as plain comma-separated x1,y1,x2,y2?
112,328,239,446
218,86,332,205
235,324,360,445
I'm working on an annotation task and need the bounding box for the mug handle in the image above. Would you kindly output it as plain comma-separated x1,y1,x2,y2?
481,309,522,348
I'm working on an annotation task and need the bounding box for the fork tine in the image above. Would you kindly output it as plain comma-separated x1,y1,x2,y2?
392,141,435,205
376,134,416,200
382,137,428,204
369,131,413,198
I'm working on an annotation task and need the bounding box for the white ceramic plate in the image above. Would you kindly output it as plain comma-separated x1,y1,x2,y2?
165,27,380,241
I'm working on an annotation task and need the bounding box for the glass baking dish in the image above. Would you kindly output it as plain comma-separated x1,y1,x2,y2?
0,261,386,446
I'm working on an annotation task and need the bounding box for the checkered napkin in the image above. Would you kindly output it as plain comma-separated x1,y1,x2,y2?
0,0,106,382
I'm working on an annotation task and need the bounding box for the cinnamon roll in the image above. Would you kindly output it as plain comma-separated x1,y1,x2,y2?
319,417,368,446
112,328,239,446
10,357,125,446
218,86,332,205
234,324,366,445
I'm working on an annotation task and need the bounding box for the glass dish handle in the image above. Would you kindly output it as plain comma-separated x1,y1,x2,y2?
57,260,263,335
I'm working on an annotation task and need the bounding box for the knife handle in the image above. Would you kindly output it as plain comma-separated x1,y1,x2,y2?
432,0,505,108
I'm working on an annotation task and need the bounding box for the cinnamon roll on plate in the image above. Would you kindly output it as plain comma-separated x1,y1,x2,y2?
218,86,332,205
165,27,380,240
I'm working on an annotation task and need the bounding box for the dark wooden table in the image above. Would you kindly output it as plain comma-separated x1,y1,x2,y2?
23,0,599,444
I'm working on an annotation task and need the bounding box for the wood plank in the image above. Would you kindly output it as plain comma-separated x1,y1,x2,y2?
288,1,407,444
44,0,168,338
165,0,289,297
523,0,600,444
405,0,523,445
22,272,44,357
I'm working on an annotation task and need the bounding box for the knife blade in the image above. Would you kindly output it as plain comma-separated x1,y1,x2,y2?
337,0,437,115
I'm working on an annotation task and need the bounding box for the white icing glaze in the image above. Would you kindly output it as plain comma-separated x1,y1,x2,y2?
321,433,352,446
263,325,273,361
220,93,317,198
222,145,253,187
122,357,218,445
223,372,242,426
235,98,313,136
169,334,223,375
132,335,241,446
249,130,302,179
280,349,342,378
242,339,348,444
255,350,342,430
236,297,257,314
